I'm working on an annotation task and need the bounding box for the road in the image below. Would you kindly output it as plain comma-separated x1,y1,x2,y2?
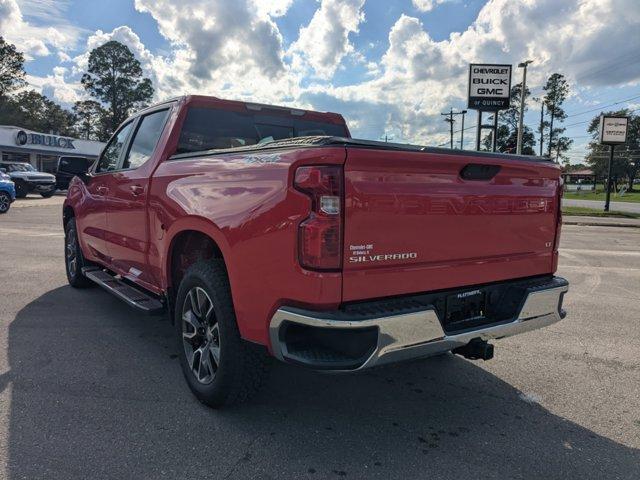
1,196,639,479
563,198,640,213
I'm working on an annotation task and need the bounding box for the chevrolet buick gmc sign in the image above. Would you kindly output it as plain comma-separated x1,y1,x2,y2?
15,130,75,149
468,64,512,111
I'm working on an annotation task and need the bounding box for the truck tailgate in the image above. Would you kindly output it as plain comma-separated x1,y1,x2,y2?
343,148,561,302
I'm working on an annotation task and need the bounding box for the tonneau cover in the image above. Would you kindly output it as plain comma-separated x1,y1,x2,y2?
171,136,553,163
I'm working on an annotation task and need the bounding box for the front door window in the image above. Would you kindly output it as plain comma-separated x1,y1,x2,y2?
96,122,133,173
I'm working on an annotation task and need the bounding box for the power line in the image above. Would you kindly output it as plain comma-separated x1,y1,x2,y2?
366,94,640,149
564,93,640,118
576,51,640,83
440,109,468,148
430,93,639,146
434,123,477,147
564,107,639,128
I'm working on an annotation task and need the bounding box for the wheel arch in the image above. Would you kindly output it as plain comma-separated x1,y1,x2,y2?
63,204,75,227
164,218,233,295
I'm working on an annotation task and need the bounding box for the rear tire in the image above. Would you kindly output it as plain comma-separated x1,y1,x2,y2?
41,190,55,198
175,259,268,408
14,181,27,198
0,192,10,213
64,218,93,288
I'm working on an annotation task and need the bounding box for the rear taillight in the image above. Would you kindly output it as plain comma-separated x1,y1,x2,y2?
553,177,564,251
294,165,343,270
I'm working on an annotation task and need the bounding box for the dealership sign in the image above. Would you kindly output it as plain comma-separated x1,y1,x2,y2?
599,116,629,145
467,64,512,111
15,130,75,149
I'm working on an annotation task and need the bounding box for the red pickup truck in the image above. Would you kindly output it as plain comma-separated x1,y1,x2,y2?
62,95,568,407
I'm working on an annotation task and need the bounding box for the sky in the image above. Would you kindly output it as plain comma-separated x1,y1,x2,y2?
1,0,639,163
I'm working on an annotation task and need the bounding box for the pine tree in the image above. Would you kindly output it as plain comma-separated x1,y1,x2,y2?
72,100,105,140
0,36,26,98
542,73,569,158
81,41,154,137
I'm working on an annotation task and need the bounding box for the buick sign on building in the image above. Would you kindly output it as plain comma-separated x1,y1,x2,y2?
0,125,104,173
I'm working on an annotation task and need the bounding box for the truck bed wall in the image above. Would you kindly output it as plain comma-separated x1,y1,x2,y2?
149,147,346,345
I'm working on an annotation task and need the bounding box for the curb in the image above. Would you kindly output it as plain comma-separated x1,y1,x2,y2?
563,218,640,229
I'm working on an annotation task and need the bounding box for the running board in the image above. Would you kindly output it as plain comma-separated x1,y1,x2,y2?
82,267,165,315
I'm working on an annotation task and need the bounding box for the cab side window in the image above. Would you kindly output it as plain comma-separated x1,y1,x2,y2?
96,122,133,173
122,109,169,170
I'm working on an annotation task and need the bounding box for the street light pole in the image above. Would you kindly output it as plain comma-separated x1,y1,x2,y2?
516,60,533,155
460,110,467,149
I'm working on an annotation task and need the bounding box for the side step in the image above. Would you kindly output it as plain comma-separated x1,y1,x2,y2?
82,267,165,315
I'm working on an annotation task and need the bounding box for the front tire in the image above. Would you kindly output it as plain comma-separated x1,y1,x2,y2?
175,260,268,408
0,192,10,213
14,181,27,198
64,218,93,288
41,190,55,198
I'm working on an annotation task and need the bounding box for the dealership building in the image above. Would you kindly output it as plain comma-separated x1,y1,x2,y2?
0,125,104,173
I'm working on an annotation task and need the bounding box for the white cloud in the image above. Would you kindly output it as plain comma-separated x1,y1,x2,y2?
0,0,84,59
412,0,448,12
26,67,82,104
252,0,294,17
304,0,640,143
57,51,72,62
5,0,640,152
289,0,366,79
134,0,286,81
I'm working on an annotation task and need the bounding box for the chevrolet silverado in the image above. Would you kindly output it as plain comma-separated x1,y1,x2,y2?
61,95,568,407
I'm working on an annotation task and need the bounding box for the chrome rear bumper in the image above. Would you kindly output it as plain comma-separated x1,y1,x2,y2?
269,277,568,371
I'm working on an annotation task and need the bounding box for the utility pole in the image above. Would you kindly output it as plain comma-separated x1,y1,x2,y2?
516,60,532,155
441,109,455,149
441,109,466,149
534,98,545,156
460,110,467,149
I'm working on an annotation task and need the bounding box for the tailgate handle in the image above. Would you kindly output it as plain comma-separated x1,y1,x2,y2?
460,164,501,181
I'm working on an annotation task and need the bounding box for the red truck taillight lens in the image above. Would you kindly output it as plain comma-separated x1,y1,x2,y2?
294,165,343,270
554,177,564,251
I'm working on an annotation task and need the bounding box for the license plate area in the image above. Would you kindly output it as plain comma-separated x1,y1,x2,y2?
445,289,486,329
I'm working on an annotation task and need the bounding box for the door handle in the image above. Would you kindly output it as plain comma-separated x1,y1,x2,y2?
96,185,109,195
130,185,145,196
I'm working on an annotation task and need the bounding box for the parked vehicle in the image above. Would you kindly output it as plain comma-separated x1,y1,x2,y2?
56,156,94,190
0,171,16,213
0,161,56,198
61,95,568,408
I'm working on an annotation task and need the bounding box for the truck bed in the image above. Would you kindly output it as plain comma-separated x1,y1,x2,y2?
169,135,561,304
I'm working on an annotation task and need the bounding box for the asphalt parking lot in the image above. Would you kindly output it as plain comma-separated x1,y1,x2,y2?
1,196,639,479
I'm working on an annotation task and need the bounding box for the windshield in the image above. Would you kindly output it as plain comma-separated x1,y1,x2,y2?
177,107,348,154
3,163,36,172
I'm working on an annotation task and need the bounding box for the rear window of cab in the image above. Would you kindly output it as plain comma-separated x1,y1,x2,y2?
177,107,348,154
